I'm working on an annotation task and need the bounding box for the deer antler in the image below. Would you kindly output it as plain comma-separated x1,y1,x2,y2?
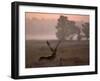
55,40,62,51
46,41,54,52
47,40,61,53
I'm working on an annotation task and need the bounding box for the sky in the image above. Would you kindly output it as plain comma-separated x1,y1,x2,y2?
26,12,89,22
25,12,89,40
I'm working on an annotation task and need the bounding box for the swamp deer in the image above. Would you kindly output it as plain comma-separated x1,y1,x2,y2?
39,40,61,61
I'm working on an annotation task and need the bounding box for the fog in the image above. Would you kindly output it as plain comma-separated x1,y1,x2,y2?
25,13,89,40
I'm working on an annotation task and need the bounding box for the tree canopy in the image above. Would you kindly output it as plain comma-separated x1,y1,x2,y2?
56,15,80,40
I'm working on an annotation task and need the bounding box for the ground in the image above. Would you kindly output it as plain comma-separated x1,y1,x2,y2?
25,40,89,68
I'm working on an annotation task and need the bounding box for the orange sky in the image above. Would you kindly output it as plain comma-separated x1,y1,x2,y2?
25,12,89,22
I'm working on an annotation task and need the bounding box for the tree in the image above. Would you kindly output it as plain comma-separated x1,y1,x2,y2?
39,15,80,62
82,22,89,39
56,15,80,40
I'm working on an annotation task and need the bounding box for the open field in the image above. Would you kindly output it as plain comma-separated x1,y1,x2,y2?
25,40,89,68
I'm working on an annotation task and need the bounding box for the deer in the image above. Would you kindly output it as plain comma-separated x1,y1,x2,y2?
39,40,61,62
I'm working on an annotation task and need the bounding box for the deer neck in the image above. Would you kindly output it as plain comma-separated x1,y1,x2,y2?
50,49,57,58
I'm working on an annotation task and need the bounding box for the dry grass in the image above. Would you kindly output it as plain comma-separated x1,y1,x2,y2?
25,40,89,68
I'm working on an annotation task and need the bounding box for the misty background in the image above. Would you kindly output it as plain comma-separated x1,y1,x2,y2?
25,12,89,40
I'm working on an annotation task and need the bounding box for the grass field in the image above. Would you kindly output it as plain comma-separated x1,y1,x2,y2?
25,40,89,68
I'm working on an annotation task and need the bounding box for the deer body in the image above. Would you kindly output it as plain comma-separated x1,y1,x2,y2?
39,47,57,61
39,40,61,62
